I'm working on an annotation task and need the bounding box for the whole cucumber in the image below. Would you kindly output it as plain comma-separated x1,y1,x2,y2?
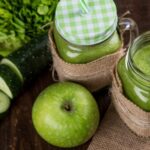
1,34,51,83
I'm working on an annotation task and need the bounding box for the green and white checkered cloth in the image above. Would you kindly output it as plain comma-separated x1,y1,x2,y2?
55,0,118,45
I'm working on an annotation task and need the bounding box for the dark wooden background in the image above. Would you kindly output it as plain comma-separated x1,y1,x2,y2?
0,0,150,150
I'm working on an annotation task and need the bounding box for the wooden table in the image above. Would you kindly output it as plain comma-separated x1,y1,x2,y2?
0,0,149,150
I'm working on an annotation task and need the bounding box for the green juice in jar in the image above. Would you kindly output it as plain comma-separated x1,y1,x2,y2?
54,28,121,64
133,45,150,75
54,0,122,64
118,32,150,111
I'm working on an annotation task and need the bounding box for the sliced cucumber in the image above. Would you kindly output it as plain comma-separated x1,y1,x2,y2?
0,91,11,114
1,58,23,82
0,64,22,98
0,77,12,98
2,34,51,83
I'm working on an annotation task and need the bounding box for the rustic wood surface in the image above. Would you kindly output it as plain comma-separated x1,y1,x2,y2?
0,1,149,150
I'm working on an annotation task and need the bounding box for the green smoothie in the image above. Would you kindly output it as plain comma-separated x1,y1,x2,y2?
54,28,121,64
118,52,150,111
54,0,121,64
133,45,150,75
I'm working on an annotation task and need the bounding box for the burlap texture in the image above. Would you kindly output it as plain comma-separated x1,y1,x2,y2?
111,64,150,137
48,30,123,92
88,104,150,150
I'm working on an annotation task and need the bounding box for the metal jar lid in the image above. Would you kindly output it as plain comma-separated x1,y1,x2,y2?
55,0,118,45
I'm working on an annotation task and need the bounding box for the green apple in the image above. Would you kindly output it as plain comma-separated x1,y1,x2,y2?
32,82,100,148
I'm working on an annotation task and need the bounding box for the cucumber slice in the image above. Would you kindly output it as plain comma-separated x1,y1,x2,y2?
0,91,11,114
1,58,23,82
0,64,22,98
2,34,51,82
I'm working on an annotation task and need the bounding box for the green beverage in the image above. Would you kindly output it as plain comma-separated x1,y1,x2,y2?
118,32,150,111
54,28,121,64
133,45,150,75
54,0,122,64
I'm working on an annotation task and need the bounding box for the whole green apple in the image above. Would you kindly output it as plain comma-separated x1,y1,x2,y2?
32,82,100,148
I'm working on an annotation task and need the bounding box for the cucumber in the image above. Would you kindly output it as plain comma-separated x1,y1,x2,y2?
1,34,51,83
0,64,22,98
1,59,23,82
0,91,11,115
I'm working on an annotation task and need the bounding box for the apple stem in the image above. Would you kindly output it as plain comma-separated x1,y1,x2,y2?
64,104,71,111
61,101,73,112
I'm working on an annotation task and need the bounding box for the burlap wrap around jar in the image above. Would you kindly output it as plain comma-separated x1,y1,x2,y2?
50,0,129,92
48,15,136,92
111,57,150,137
48,29,123,92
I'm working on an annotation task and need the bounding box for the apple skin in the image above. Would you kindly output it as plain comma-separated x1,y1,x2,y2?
32,82,100,148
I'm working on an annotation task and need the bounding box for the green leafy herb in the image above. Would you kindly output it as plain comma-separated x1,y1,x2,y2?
0,0,59,56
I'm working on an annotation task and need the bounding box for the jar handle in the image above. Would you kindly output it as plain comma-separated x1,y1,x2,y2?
119,17,139,51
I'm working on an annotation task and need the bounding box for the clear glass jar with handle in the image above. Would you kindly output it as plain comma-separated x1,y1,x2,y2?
51,0,138,92
54,0,122,64
117,32,150,111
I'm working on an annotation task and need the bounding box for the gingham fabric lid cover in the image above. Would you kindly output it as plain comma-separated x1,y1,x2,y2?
55,0,118,45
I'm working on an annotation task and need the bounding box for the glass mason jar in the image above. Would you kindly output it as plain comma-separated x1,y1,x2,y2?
54,0,122,64
118,32,150,112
